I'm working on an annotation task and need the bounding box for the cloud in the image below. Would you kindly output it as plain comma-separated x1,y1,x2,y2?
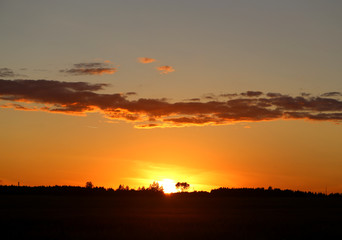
125,92,137,96
220,93,238,98
60,62,117,76
73,63,106,68
1,103,37,111
1,79,342,128
0,68,16,77
204,96,215,100
138,57,156,64
321,92,342,97
157,66,175,74
135,123,163,129
61,68,117,75
184,98,201,102
241,91,263,97
301,92,311,97
266,92,284,98
0,68,26,78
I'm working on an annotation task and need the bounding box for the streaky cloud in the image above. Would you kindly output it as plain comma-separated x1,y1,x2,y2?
138,57,156,64
0,68,16,78
321,92,342,97
220,93,238,98
60,62,117,76
0,68,26,78
241,91,263,97
266,92,284,98
1,79,342,128
73,63,106,68
125,92,137,96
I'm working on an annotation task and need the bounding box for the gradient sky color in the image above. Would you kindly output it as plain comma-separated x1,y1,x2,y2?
1,0,342,193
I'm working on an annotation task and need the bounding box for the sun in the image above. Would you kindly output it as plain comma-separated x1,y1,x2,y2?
158,179,178,194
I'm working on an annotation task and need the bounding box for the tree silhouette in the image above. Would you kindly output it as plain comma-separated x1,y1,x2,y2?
176,182,190,192
117,184,126,191
85,181,93,189
148,181,164,192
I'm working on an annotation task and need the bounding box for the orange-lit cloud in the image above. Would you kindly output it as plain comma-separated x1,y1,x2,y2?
0,103,37,111
157,66,175,74
138,57,156,64
60,62,117,75
1,79,342,128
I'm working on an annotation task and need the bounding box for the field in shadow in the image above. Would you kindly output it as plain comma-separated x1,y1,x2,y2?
1,186,341,239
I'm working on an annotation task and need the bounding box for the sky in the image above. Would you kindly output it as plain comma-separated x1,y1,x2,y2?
1,0,342,193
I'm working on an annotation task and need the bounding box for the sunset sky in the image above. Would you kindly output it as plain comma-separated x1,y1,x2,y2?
1,0,342,193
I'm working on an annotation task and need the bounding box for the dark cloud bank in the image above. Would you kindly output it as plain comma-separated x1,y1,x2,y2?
1,79,341,128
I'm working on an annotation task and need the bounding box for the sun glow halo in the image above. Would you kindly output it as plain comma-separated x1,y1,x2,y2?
158,179,178,194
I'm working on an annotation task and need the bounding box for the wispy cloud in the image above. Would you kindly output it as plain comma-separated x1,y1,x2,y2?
321,92,342,97
0,68,26,78
60,62,117,76
0,68,16,77
138,57,156,64
157,66,175,74
125,92,137,96
1,79,342,128
241,91,263,97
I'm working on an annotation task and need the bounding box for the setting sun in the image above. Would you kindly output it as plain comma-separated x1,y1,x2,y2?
158,179,178,194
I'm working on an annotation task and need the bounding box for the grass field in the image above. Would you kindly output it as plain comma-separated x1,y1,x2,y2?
1,193,341,239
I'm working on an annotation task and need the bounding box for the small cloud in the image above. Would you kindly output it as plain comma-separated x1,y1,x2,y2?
241,91,263,97
203,94,216,100
301,92,311,97
73,63,105,68
184,98,201,102
60,62,117,76
138,57,156,64
321,92,342,97
61,68,117,75
126,92,137,96
0,68,16,77
1,103,38,111
267,92,283,98
0,68,27,78
135,123,162,129
157,66,175,74
220,93,238,98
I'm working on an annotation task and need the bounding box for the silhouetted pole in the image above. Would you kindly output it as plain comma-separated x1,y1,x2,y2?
18,182,20,187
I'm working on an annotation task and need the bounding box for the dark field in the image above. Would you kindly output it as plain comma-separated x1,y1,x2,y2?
1,193,342,240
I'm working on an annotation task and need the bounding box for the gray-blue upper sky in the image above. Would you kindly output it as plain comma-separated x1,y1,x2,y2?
1,0,341,99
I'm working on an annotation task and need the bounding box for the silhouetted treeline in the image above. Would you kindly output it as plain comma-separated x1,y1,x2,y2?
0,185,164,197
210,187,342,198
0,185,341,198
